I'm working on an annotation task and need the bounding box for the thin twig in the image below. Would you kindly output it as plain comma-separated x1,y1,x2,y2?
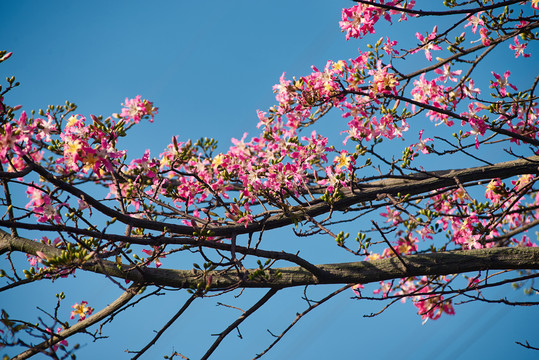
253,285,350,359
201,288,279,360
371,221,409,270
131,293,198,360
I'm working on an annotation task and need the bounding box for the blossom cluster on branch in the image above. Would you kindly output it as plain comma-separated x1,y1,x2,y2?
1,1,539,359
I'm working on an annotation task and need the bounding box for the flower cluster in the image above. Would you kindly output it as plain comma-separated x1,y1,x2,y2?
1,0,537,331
118,95,158,123
339,1,415,40
58,114,126,175
0,111,45,171
26,186,63,223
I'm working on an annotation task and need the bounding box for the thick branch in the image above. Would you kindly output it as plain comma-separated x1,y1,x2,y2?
352,0,523,16
2,231,538,290
15,156,539,237
0,229,328,279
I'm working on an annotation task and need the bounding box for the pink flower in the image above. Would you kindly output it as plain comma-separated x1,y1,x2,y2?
35,114,58,142
468,117,488,148
461,79,481,98
464,12,484,34
339,3,391,40
373,281,392,297
509,36,531,58
381,205,402,225
490,71,517,97
414,129,433,154
414,295,455,322
369,61,399,96
411,26,441,61
417,226,434,240
333,150,355,171
0,122,18,159
119,96,157,123
70,301,94,321
485,178,505,204
382,37,399,55
26,254,41,267
479,27,491,46
513,235,538,247
466,277,481,289
396,234,418,255
142,247,166,268
388,0,415,21
46,327,68,352
0,52,13,62
434,64,462,83
352,283,364,296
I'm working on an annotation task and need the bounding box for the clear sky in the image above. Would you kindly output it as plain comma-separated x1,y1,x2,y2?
2,1,538,359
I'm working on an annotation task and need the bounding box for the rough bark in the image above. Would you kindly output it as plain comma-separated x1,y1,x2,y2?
2,230,538,290
24,154,539,236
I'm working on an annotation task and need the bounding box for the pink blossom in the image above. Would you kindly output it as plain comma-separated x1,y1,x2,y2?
71,301,94,321
414,129,433,154
352,283,364,296
45,327,68,352
333,150,355,171
411,26,441,61
388,0,415,22
0,122,18,159
373,281,392,297
340,4,383,40
381,205,402,225
369,61,399,97
142,247,166,268
417,226,434,240
485,178,505,204
414,294,455,322
382,37,399,55
434,64,462,83
461,79,481,98
468,117,489,148
464,12,484,34
466,276,481,289
479,27,491,46
509,36,531,58
119,96,158,123
0,52,13,62
26,254,41,267
460,103,488,148
513,235,538,247
396,234,418,255
490,71,517,97
35,115,58,142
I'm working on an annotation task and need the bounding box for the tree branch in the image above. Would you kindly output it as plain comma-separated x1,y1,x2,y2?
352,0,523,16
12,283,143,360
2,229,538,289
201,288,279,360
10,155,539,237
130,293,198,360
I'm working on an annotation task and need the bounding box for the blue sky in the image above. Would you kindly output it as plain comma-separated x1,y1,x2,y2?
2,1,538,359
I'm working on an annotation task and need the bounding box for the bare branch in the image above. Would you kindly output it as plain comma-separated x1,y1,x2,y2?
201,288,279,360
12,283,143,360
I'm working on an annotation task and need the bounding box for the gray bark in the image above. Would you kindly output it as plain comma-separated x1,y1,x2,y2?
2,230,538,290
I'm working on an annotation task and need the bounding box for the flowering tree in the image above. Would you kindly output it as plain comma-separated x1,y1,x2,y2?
1,0,539,358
